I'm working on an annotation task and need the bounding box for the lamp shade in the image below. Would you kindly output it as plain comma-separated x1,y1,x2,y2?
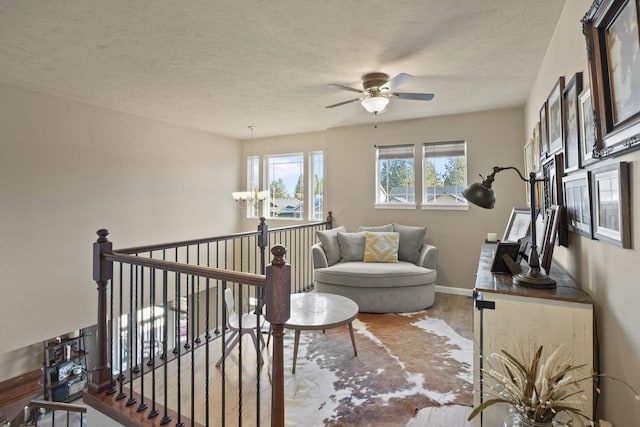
361,96,389,114
462,182,496,209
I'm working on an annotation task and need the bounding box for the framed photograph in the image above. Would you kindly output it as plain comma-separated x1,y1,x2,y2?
578,86,597,166
539,102,550,157
547,77,565,155
532,122,541,173
541,153,568,247
539,205,561,274
562,171,593,238
502,207,532,242
591,161,631,248
583,0,640,157
563,72,583,172
490,242,522,273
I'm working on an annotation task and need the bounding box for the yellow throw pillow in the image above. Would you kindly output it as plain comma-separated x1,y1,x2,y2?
363,232,399,263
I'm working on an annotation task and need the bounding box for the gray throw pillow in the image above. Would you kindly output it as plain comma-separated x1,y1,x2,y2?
392,223,426,264
357,224,393,232
337,231,366,262
315,226,346,266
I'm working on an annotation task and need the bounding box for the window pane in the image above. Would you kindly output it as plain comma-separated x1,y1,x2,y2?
376,145,415,204
423,141,467,205
311,152,323,220
266,154,304,218
247,156,260,218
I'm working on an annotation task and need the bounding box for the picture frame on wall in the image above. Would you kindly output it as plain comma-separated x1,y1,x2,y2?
578,86,596,166
562,171,593,238
562,72,583,172
541,153,568,247
547,77,565,155
539,102,550,157
532,122,541,173
591,161,631,248
583,0,640,157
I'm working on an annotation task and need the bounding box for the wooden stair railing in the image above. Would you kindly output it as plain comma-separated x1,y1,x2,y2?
88,231,293,427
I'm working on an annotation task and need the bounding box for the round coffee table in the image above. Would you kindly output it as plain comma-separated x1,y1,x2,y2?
285,292,359,373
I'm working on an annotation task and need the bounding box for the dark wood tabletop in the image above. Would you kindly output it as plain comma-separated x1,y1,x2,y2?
474,242,593,304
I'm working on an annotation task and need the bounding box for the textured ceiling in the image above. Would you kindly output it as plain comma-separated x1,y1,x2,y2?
0,1,566,139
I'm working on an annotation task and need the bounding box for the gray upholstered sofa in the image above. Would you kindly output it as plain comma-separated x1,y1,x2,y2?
312,223,437,313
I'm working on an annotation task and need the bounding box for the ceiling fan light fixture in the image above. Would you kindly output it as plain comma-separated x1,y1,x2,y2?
361,96,389,114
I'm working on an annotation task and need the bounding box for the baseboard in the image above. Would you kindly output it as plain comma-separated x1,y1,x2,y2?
435,285,474,297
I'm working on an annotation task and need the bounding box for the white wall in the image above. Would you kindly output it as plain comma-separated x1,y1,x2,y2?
0,83,241,379
241,107,526,288
524,1,640,424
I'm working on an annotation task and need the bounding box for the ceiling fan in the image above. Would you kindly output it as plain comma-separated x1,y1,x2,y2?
325,72,434,115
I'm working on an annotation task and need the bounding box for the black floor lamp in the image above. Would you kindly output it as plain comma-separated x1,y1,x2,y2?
463,166,556,289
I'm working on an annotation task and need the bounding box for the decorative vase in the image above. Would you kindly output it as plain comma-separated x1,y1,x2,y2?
503,412,553,427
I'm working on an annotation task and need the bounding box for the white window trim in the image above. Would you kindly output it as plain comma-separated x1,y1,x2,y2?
264,152,305,221
308,151,324,222
421,204,469,211
375,144,416,206
375,203,418,210
421,140,468,210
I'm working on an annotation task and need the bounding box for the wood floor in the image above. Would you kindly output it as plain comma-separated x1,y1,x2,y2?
116,292,475,427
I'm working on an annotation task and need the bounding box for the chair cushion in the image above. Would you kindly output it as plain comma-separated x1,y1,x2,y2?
393,223,426,264
315,226,346,266
314,261,436,288
337,231,366,262
363,232,399,263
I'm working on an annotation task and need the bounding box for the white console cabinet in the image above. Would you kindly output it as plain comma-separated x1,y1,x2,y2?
473,243,594,427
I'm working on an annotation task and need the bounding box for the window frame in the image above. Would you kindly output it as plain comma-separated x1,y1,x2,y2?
374,144,417,210
309,151,324,221
421,140,469,211
264,152,305,220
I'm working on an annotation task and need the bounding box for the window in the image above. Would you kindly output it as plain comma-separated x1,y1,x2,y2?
247,156,261,218
375,144,415,208
310,152,324,220
422,141,468,209
265,154,304,219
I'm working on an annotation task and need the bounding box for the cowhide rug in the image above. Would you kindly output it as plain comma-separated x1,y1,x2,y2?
283,311,473,426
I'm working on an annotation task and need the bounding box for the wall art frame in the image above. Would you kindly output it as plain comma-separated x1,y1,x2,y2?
532,121,542,173
583,0,640,157
562,171,593,239
578,85,597,166
539,101,550,158
541,153,568,247
591,161,631,248
563,72,583,172
547,77,565,155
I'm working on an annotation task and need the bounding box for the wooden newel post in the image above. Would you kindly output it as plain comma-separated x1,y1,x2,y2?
90,229,113,393
264,245,290,427
326,211,333,229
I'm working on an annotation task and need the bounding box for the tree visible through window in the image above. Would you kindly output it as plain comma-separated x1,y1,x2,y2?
310,152,323,220
376,144,415,205
423,141,467,206
265,154,304,218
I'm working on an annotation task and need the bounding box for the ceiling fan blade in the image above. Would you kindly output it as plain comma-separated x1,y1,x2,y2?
325,98,362,108
380,73,413,92
391,92,435,101
326,83,364,94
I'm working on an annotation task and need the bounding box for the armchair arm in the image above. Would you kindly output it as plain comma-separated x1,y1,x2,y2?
417,244,438,270
312,243,329,269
